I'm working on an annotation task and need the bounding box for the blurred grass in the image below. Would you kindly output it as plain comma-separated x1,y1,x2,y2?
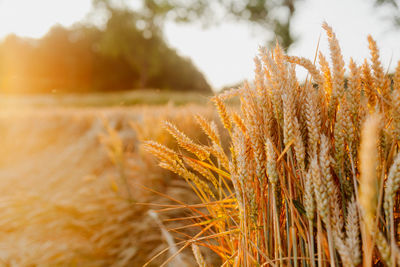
0,90,214,107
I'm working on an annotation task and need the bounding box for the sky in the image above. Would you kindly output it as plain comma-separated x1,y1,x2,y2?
0,0,399,90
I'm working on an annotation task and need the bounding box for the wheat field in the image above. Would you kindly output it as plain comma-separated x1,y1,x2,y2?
2,23,400,267
0,105,220,266
146,23,400,266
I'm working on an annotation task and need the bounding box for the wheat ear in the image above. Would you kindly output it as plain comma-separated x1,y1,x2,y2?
345,198,361,266
164,121,210,160
322,21,345,115
359,114,384,267
368,35,390,111
361,59,377,109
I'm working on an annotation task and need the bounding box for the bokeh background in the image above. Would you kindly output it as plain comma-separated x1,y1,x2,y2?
0,0,399,94
0,0,399,265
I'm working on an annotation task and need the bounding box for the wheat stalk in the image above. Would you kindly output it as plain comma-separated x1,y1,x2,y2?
144,22,400,267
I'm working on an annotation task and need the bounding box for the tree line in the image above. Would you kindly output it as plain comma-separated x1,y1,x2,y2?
0,0,397,94
0,8,212,94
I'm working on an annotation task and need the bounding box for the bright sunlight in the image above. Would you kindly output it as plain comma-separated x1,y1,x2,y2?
0,0,91,38
1,0,400,266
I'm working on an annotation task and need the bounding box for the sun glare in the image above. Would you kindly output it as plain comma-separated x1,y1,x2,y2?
0,0,92,39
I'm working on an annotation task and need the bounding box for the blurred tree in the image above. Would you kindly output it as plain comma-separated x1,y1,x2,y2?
94,0,299,50
147,0,298,50
98,8,162,88
92,2,211,92
374,0,400,27
0,22,211,93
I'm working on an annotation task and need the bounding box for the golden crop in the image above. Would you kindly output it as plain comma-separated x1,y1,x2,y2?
146,23,400,266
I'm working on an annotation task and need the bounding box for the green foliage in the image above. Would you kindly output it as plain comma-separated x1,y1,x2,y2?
139,0,298,49
99,8,162,88
103,0,298,50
